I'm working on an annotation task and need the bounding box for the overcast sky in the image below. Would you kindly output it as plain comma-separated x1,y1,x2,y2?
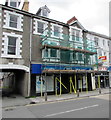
0,0,110,36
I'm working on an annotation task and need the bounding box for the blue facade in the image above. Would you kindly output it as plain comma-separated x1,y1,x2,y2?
31,64,42,74
31,64,93,74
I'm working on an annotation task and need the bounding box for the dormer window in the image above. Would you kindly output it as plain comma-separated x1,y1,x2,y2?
42,9,48,17
10,1,17,7
36,5,51,18
5,0,21,8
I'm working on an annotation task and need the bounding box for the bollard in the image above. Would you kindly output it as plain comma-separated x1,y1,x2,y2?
44,92,47,101
77,90,79,97
99,88,101,94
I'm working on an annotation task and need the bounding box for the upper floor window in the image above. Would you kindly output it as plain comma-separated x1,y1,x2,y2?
51,23,63,39
54,26,60,37
6,0,21,8
42,9,48,17
50,49,57,57
71,29,80,41
69,27,82,41
34,19,48,35
37,21,44,34
42,48,59,58
3,10,23,31
9,14,18,28
8,36,17,55
94,37,99,46
1,32,22,58
10,1,17,7
108,41,110,46
103,39,105,45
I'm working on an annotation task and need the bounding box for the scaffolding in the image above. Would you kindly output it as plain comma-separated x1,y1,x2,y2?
39,29,98,96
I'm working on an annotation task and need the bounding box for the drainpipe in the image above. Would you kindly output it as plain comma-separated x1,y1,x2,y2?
28,16,32,97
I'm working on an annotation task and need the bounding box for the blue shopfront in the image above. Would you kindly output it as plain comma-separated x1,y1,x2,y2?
31,64,94,96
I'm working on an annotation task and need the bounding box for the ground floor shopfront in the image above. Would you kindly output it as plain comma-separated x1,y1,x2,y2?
95,71,109,89
30,64,100,96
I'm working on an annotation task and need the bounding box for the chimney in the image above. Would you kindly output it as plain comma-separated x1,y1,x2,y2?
22,0,29,12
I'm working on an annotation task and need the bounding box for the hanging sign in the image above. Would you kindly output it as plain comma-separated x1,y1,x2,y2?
98,56,107,61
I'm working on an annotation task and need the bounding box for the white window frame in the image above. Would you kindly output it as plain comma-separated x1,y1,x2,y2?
33,19,48,35
42,49,60,62
1,32,22,58
3,10,23,31
7,0,20,8
51,23,63,39
69,26,82,41
0,7,2,28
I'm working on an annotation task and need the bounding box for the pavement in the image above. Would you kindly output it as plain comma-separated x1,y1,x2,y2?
1,88,110,108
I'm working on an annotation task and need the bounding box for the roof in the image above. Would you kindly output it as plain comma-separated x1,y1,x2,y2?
67,16,86,30
1,4,110,39
1,4,68,27
87,30,110,40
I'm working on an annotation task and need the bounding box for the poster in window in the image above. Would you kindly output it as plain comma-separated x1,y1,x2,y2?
83,76,86,88
46,76,54,92
36,76,45,93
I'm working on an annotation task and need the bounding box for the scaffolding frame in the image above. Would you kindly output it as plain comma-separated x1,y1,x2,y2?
40,29,98,96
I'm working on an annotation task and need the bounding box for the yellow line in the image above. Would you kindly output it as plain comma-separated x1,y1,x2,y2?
26,96,90,107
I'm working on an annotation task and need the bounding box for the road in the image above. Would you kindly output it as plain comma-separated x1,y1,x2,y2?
2,94,110,118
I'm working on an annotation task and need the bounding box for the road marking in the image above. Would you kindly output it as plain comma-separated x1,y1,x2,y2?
44,104,99,117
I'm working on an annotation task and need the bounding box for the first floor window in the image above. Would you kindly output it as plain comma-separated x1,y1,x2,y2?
44,49,48,57
50,49,57,57
8,36,17,55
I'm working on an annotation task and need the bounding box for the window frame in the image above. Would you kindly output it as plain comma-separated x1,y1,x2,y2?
7,36,17,55
51,23,63,39
42,49,59,59
9,14,18,28
3,10,23,31
33,19,48,35
69,26,82,42
1,32,22,58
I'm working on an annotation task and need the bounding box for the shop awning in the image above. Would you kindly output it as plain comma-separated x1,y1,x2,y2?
42,69,95,74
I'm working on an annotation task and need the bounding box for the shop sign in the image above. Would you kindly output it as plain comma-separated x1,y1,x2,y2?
98,56,107,61
98,66,107,71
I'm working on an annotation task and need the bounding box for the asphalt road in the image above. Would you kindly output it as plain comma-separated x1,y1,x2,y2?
2,94,110,118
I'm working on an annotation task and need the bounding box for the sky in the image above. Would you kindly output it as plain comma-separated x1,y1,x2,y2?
0,0,110,36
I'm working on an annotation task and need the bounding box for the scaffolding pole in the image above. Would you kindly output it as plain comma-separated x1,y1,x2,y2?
41,75,43,97
74,74,77,92
60,74,62,96
86,73,88,93
98,75,101,88
70,76,76,94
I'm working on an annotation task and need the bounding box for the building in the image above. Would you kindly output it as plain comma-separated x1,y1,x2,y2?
0,0,110,97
